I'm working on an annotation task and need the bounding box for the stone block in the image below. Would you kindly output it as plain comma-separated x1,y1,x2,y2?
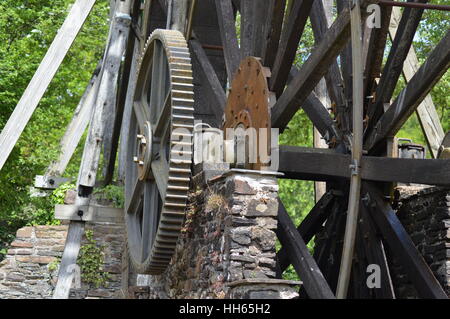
16,227,33,238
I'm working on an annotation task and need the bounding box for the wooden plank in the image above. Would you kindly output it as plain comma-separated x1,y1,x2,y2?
362,182,448,299
276,200,336,299
270,0,314,97
78,12,132,187
261,0,286,69
277,191,336,273
271,0,376,130
0,0,97,172
389,6,444,158
364,30,450,152
214,0,241,81
55,204,124,223
34,175,71,190
53,221,85,299
279,145,450,185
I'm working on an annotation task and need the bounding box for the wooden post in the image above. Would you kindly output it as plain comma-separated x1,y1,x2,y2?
53,1,132,299
0,0,96,172
389,7,444,158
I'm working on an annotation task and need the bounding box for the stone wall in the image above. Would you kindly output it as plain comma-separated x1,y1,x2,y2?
390,186,450,298
128,169,300,299
0,222,125,299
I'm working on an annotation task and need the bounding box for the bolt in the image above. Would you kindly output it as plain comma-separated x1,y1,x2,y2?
133,156,138,163
138,161,144,166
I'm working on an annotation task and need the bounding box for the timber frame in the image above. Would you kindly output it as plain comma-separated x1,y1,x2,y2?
0,0,449,299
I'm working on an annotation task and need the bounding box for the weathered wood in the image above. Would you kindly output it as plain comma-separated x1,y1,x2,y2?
190,39,226,121
34,175,71,190
362,182,448,299
78,12,132,187
276,200,336,299
277,191,336,273
270,0,314,97
358,204,395,298
118,39,141,183
240,0,253,58
287,67,338,141
0,0,96,172
261,0,286,69
366,1,427,132
271,0,376,130
389,7,444,158
53,220,85,299
55,204,123,223
364,30,450,152
45,66,101,179
279,145,450,185
309,0,346,114
215,0,241,81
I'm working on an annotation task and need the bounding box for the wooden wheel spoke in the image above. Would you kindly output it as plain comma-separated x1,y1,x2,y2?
270,0,314,97
277,191,336,274
362,182,448,299
364,30,450,152
215,0,241,81
149,40,168,124
261,0,286,69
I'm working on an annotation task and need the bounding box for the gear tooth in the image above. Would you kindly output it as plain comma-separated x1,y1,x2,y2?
126,29,194,275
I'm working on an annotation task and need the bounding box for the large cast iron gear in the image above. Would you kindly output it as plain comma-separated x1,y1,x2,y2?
125,29,194,274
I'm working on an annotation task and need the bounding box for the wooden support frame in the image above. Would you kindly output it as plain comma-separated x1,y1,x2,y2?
0,0,97,172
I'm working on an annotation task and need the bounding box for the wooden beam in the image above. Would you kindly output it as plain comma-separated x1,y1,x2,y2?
270,0,314,97
45,65,101,179
215,0,241,81
0,0,96,172
277,191,336,273
389,6,445,158
362,182,448,299
190,39,226,121
309,0,346,110
279,145,450,185
366,1,427,131
364,30,450,152
271,0,376,130
261,0,286,69
55,204,123,224
78,12,132,187
276,200,336,299
53,221,85,299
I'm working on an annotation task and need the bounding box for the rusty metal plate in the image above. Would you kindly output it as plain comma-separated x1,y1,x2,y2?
223,57,274,170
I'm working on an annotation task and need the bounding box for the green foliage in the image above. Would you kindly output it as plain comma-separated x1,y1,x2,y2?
78,230,110,288
94,184,125,208
0,1,109,254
